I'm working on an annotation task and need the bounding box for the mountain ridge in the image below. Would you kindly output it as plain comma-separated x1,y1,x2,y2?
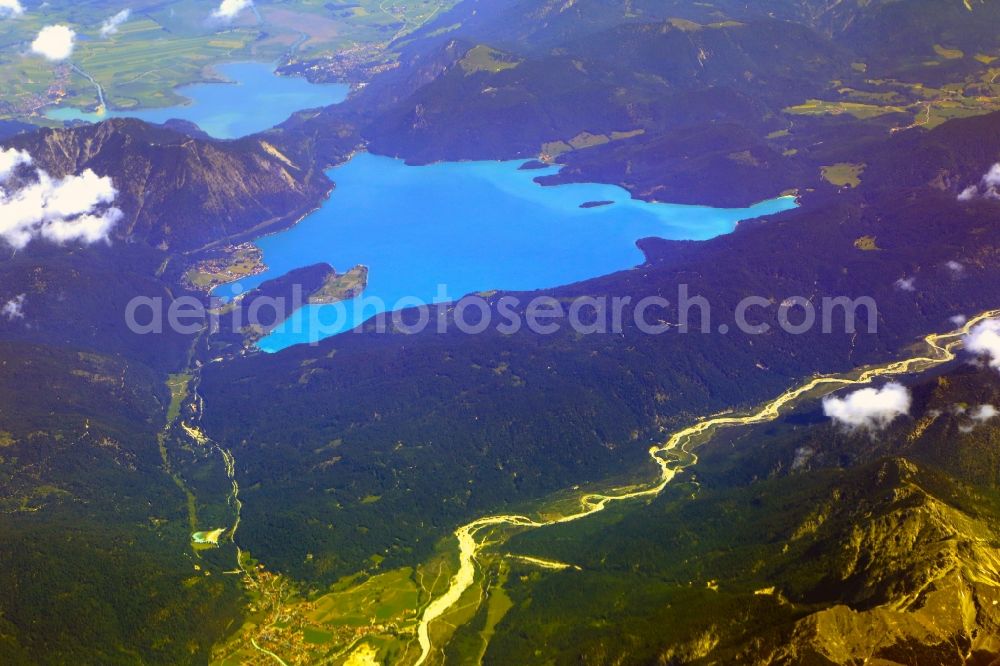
5,118,335,253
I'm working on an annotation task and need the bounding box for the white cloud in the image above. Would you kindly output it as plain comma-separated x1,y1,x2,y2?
212,0,252,20
984,163,1000,188
2,294,24,321
958,163,1000,201
31,25,75,61
823,382,912,431
946,260,964,274
970,404,998,422
100,9,131,37
0,151,122,250
960,404,998,433
966,319,1000,371
0,0,24,18
950,314,968,327
791,446,815,471
958,185,978,201
0,147,31,181
895,277,916,292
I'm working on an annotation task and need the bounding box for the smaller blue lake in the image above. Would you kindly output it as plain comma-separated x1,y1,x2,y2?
46,62,349,139
218,153,797,352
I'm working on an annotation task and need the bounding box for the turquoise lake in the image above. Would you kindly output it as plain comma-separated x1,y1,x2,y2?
219,153,798,352
46,62,349,139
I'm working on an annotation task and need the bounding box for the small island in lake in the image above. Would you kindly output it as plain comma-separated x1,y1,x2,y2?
580,200,615,209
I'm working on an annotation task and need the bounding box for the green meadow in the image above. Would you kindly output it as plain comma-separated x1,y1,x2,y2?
0,0,455,119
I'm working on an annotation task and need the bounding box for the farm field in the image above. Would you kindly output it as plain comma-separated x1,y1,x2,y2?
0,0,454,120
782,48,1000,134
210,560,452,665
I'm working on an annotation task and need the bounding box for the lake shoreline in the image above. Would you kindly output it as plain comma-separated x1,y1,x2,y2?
219,153,797,352
45,61,349,139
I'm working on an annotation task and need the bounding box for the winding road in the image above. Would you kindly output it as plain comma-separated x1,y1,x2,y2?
412,309,1000,665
